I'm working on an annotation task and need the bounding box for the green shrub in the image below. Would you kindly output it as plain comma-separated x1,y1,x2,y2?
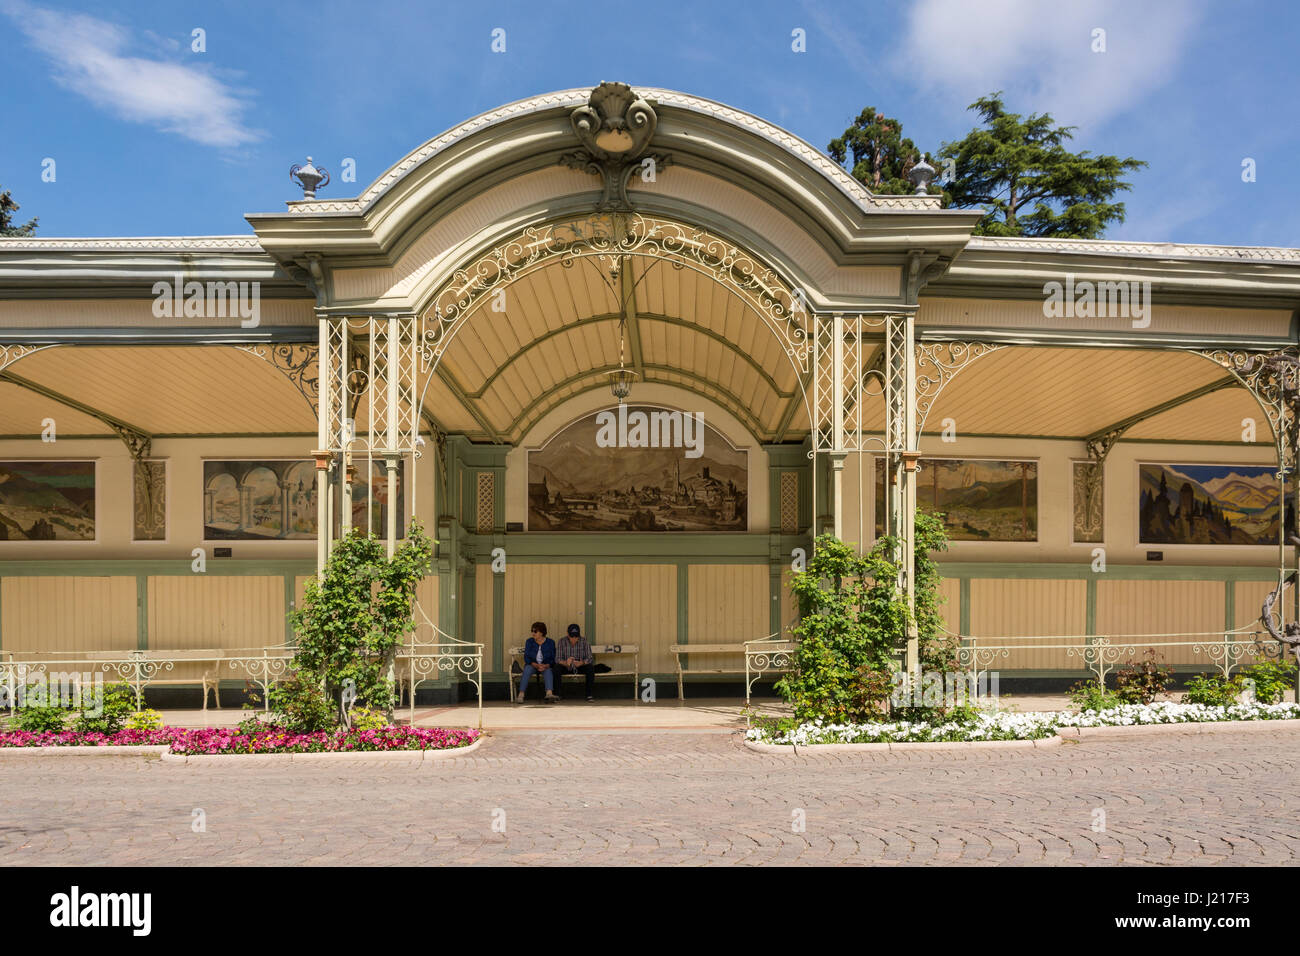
1238,658,1297,705
126,709,163,731
12,697,67,733
776,535,907,722
266,673,335,733
72,682,136,735
1069,679,1122,712
1183,673,1242,707
1115,651,1173,704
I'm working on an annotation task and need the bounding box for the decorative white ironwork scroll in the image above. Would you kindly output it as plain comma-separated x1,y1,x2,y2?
235,343,319,415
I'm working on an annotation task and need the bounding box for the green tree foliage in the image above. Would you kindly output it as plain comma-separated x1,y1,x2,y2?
827,107,926,196
0,190,37,237
287,522,434,727
937,93,1145,238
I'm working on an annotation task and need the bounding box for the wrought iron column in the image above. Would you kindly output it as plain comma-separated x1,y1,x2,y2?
314,312,333,576
884,313,920,677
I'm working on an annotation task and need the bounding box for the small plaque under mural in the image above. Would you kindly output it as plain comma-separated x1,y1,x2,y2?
214,547,233,558
1146,551,1163,561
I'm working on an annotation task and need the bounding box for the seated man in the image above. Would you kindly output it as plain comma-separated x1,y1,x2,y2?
554,623,596,701
517,622,558,703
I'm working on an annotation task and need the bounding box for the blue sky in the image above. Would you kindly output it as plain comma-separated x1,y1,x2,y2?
1,0,1296,247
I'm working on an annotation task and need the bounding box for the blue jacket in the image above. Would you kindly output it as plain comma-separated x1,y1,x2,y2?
523,637,556,667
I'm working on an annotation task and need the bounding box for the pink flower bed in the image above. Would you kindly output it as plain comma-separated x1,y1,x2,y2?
0,729,188,748
0,726,480,755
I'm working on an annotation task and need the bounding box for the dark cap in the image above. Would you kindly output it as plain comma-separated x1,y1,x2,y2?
567,624,581,637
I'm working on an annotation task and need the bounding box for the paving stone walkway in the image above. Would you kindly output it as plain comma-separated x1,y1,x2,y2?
2,727,1298,866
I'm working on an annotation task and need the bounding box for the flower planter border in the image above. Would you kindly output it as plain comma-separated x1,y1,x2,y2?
745,717,1300,752
159,734,484,763
0,734,484,762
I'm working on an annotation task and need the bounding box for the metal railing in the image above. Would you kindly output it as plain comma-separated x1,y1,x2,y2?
3,634,484,727
949,626,1286,685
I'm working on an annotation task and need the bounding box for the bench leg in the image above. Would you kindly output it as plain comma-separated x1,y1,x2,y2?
677,665,685,701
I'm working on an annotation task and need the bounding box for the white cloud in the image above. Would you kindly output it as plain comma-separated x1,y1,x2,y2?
3,0,261,147
895,0,1204,131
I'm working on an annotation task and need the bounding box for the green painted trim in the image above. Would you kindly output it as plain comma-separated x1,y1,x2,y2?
1224,580,1234,632
461,565,476,676
481,533,788,559
0,369,153,444
492,567,505,673
472,312,790,400
1085,576,1097,636
584,563,596,644
959,577,971,636
677,564,689,646
136,574,148,650
938,562,1278,581
283,574,295,646
1084,377,1237,446
508,366,771,444
0,559,315,577
769,559,782,637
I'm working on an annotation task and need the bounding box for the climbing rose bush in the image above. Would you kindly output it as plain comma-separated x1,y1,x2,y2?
0,726,479,754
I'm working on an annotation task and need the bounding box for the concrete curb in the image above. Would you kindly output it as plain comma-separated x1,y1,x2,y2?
1056,717,1300,737
158,734,485,765
0,745,169,758
0,737,483,764
744,735,1062,754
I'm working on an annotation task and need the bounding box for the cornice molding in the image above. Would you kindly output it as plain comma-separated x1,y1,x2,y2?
281,87,944,219
0,236,263,252
966,236,1300,263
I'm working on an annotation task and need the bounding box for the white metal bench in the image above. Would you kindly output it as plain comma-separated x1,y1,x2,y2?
3,649,293,711
508,643,639,701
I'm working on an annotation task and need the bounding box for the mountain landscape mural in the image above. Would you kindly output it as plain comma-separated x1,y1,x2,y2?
1139,463,1282,545
0,460,96,540
875,457,1037,541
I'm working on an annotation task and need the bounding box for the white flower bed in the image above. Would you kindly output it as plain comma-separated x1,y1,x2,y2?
747,701,1300,745
1054,700,1300,728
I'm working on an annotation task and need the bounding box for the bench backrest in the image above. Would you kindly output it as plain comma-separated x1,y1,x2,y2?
669,644,746,654
509,644,638,655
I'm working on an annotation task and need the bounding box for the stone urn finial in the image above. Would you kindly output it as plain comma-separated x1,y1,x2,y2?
908,153,936,194
290,156,330,199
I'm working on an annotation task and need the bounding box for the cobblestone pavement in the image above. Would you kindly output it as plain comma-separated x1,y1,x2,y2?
2,728,1299,866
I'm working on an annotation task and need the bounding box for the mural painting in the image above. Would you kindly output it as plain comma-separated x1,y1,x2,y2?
875,457,1038,541
0,460,96,540
528,405,747,531
1139,463,1282,546
203,460,317,540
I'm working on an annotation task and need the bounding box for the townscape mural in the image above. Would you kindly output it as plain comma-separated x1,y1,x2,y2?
0,460,96,540
875,456,1038,541
204,459,404,540
528,405,747,532
1139,463,1283,546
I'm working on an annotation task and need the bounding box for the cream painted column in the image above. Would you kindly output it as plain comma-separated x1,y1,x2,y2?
830,311,845,538
884,312,920,677
385,315,400,559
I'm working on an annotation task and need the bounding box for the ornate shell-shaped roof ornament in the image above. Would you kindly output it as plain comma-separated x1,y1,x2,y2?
570,81,657,162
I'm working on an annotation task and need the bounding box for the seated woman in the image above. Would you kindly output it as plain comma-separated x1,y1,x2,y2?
517,621,558,703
